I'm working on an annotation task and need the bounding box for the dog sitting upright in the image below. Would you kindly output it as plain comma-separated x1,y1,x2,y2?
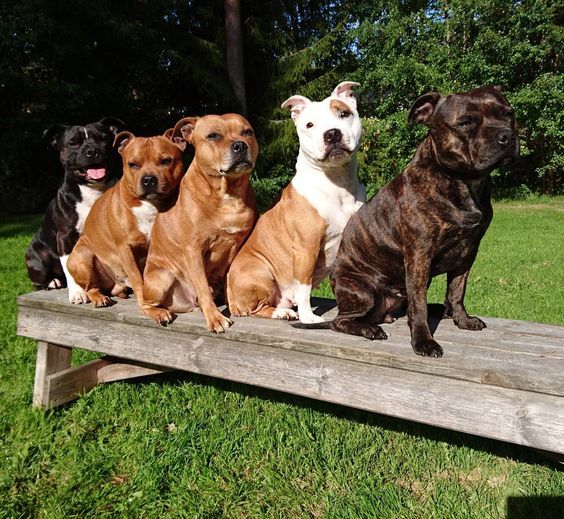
329,86,518,357
226,82,365,323
67,131,186,309
25,118,124,301
142,114,258,331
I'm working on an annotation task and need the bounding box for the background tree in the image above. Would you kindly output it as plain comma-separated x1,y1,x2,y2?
0,0,561,214
225,0,247,115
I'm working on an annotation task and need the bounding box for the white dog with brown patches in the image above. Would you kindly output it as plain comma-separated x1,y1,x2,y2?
227,81,365,323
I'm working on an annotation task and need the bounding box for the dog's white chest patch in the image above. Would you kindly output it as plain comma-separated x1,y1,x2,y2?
76,185,103,234
292,169,364,272
132,201,158,240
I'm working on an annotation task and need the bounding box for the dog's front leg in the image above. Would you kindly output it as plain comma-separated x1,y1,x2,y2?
444,269,486,331
184,247,233,333
57,230,89,303
117,245,146,309
404,253,443,357
292,240,324,324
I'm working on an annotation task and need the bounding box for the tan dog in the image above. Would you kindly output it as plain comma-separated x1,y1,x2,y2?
142,114,258,331
67,132,186,309
226,82,365,322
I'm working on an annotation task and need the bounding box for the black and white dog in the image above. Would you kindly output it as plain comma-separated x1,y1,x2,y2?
25,117,124,302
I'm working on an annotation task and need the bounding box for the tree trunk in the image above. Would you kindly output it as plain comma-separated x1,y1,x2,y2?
224,0,247,116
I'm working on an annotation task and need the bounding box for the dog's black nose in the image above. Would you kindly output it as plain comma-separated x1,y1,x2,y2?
84,147,101,158
142,175,158,191
232,141,248,154
324,128,342,144
497,129,512,146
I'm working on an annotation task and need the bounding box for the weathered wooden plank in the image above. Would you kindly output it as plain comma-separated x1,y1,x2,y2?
17,304,564,454
42,357,172,408
17,290,564,396
97,358,172,383
33,341,72,408
44,358,111,408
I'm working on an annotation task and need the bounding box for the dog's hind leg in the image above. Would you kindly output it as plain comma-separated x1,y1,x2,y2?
25,240,65,290
227,261,297,320
142,265,177,325
67,239,112,307
331,273,388,340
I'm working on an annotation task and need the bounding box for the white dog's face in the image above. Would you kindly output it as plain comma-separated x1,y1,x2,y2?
282,82,362,167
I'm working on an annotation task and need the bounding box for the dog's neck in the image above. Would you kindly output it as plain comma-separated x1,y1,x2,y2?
413,137,491,209
186,161,251,202
295,149,360,193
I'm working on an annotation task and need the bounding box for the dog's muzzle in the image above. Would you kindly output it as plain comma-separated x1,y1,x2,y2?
322,128,352,161
140,174,160,198
220,141,254,174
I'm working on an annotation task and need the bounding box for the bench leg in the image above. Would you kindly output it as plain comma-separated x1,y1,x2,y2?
33,341,172,409
33,341,72,408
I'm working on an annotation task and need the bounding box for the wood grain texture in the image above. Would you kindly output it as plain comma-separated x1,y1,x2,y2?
17,290,564,455
33,341,72,408
43,357,172,407
45,358,111,407
18,290,564,396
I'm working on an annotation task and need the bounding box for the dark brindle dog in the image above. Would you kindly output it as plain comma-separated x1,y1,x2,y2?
327,86,518,357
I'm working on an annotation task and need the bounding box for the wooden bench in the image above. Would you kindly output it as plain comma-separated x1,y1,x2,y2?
17,289,564,456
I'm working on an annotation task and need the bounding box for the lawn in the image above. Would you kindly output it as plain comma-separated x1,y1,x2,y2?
1,199,563,518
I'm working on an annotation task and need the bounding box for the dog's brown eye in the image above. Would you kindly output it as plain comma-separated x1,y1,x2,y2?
306,122,314,129
457,120,473,128
207,132,221,141
340,110,351,118
241,128,254,137
68,139,80,147
128,162,139,169
160,158,172,166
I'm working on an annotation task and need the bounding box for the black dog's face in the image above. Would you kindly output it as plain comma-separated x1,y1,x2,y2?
44,117,124,185
409,87,519,177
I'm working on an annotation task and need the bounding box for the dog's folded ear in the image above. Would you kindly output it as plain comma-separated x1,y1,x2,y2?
114,131,135,154
98,117,125,135
408,92,442,126
163,127,187,151
43,124,69,150
172,117,199,145
332,81,360,109
281,95,311,121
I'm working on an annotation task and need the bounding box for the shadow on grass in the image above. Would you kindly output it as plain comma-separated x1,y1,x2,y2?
507,496,564,518
0,214,41,239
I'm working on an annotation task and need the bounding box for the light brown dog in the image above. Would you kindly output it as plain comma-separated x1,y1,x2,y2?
67,132,186,309
142,114,258,331
226,82,365,323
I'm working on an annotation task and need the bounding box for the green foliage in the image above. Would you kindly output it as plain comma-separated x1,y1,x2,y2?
352,0,563,197
0,0,562,213
509,73,564,194
357,114,427,198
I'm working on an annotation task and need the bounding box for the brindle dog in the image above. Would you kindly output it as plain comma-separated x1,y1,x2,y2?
328,86,518,357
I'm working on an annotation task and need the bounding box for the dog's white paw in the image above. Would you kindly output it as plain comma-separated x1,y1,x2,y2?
272,308,298,320
298,312,324,324
68,286,90,304
47,279,62,289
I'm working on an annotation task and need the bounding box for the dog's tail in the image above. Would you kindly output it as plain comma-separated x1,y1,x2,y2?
290,321,332,330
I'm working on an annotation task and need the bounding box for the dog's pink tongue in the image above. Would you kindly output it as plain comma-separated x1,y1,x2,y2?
86,168,106,180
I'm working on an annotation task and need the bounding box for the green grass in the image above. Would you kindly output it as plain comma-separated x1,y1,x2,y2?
1,199,564,518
